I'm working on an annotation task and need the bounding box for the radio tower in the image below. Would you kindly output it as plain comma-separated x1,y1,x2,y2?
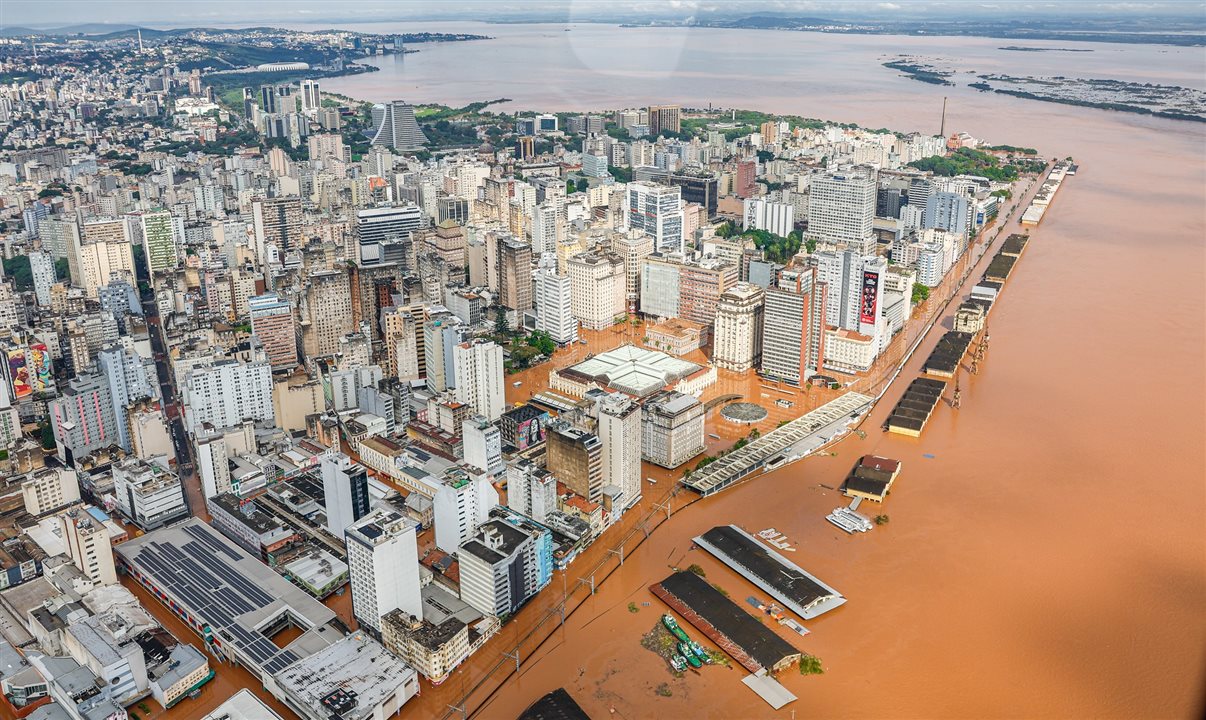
940,96,947,138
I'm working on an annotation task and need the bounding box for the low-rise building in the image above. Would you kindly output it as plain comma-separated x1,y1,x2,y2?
266,633,419,720
111,458,187,531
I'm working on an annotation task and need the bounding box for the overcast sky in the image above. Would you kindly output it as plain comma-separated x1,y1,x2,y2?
3,0,1204,29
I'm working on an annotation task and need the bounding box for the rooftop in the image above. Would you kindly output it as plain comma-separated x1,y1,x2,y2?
561,344,704,398
270,633,416,720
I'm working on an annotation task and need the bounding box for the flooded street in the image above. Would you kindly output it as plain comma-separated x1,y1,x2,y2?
315,23,1206,720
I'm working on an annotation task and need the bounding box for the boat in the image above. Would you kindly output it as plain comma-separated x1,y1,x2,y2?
670,655,687,672
662,614,689,642
679,642,702,668
690,641,710,662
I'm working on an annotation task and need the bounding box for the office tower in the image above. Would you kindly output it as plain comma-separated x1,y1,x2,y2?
495,236,532,314
423,314,463,393
78,218,135,297
647,105,681,135
140,210,181,274
610,231,654,312
97,345,158,452
22,200,50,237
345,508,422,636
251,196,303,264
112,458,188,531
29,250,55,307
433,468,499,554
322,452,371,538
515,136,535,161
180,350,275,433
761,268,827,384
49,374,119,465
813,250,886,336
355,205,423,267
458,519,543,617
418,220,468,270
567,252,626,331
625,183,684,254
545,420,603,502
668,173,719,218
735,159,757,199
369,101,428,151
188,69,202,95
506,459,557,523
533,264,578,346
194,428,233,499
713,283,765,371
743,197,795,238
535,113,558,133
924,191,974,236
382,305,424,381
300,79,321,114
193,184,224,216
242,86,256,117
259,85,277,114
307,133,345,165
451,340,505,421
249,294,298,371
300,270,353,361
58,508,117,585
641,391,706,469
462,415,504,478
807,167,877,254
596,393,642,511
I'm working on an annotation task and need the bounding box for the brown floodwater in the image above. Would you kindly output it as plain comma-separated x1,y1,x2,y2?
310,23,1205,720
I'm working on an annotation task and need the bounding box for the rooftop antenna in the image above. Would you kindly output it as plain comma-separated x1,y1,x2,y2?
940,96,947,137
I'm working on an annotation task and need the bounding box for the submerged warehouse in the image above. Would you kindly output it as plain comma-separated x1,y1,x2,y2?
922,331,975,378
693,525,846,619
886,377,946,436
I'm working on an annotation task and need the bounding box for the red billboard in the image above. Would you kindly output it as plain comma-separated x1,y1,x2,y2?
859,270,880,325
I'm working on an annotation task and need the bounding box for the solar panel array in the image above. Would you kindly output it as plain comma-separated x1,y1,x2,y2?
129,523,301,677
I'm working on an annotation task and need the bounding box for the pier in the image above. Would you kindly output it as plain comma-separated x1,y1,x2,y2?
886,377,946,436
681,392,873,496
651,571,802,675
693,525,846,619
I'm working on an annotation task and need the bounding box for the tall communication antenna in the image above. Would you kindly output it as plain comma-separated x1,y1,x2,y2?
940,96,947,137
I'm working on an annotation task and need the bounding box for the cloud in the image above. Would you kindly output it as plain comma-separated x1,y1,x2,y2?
877,2,902,8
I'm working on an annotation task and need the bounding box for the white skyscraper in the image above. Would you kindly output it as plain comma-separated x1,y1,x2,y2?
533,263,578,346
181,351,274,433
300,79,321,114
29,250,56,307
743,197,796,238
807,167,877,253
567,252,626,331
462,415,504,479
345,508,422,636
596,393,642,512
813,250,887,337
452,340,505,421
625,182,684,254
321,452,371,538
433,468,499,554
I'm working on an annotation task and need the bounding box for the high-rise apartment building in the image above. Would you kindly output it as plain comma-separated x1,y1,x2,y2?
647,105,681,136
609,230,654,312
496,236,532,313
545,420,603,502
248,293,298,371
743,197,795,238
567,252,626,331
452,340,505,421
760,268,828,385
433,468,499,554
713,283,765,372
458,519,544,617
140,210,182,274
97,344,159,452
813,250,886,337
596,393,642,512
78,218,135,297
49,373,119,465
251,196,303,263
301,269,354,361
735,159,757,199
300,79,321,114
345,508,422,637
58,508,118,585
806,167,877,254
181,350,275,433
369,101,429,151
29,250,55,307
